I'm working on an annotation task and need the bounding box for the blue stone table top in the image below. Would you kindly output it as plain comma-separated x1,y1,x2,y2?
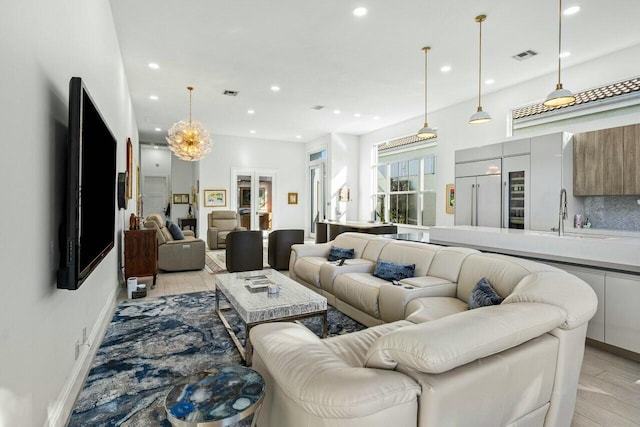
165,365,264,426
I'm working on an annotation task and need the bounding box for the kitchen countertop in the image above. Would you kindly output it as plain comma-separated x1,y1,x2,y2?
429,226,640,274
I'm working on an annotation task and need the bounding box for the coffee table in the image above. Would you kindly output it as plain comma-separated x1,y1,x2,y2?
215,269,327,365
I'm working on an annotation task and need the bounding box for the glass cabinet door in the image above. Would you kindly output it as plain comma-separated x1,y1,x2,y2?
508,171,525,229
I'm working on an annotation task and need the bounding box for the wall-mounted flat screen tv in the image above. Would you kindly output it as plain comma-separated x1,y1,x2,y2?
58,77,117,290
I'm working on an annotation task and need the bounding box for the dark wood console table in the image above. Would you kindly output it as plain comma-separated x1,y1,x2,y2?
315,221,398,243
178,217,197,237
124,229,157,288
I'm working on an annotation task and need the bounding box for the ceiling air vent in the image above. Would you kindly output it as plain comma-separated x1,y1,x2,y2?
223,90,239,96
512,50,538,61
312,105,325,110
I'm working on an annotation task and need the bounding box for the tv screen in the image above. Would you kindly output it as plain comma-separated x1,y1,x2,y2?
58,77,117,290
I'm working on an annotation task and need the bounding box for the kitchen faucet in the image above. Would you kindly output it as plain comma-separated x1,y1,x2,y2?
558,188,567,236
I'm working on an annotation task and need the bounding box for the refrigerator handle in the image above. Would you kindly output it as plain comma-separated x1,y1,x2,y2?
502,181,507,228
471,184,475,226
475,183,479,226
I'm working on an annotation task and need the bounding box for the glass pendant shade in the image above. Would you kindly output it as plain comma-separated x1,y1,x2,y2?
470,15,491,124
417,46,437,138
166,86,212,161
544,0,575,107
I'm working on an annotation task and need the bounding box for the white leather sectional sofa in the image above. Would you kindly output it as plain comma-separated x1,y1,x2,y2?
250,232,598,427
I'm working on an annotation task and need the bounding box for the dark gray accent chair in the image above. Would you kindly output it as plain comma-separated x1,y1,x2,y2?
268,229,305,270
225,231,264,273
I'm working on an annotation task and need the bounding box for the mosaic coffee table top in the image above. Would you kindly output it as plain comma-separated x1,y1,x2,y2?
215,269,327,324
165,365,264,426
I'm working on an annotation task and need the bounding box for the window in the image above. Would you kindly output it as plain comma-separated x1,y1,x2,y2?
373,142,437,226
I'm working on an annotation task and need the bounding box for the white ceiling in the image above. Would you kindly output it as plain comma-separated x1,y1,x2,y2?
109,0,640,144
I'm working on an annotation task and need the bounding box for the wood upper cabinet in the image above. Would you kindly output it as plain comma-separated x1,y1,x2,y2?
574,125,628,195
623,124,640,194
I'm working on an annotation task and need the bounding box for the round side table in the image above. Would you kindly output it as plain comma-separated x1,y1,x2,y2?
165,365,264,427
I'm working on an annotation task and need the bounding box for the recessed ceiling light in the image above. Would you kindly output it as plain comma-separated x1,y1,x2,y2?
559,51,571,58
485,79,495,85
270,85,280,92
440,65,452,73
563,5,580,15
250,130,256,134
154,127,162,131
153,145,159,149
148,63,159,70
354,113,361,118
247,109,255,114
373,116,380,120
296,135,301,139
353,7,368,17
333,109,341,114
149,95,159,100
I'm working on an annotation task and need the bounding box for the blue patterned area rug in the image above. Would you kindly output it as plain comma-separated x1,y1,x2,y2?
68,291,365,426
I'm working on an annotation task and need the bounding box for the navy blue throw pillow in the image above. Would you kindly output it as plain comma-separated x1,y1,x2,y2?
373,260,415,282
167,221,185,240
328,246,355,262
468,277,504,309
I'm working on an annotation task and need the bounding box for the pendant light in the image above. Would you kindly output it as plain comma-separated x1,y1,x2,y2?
544,0,575,107
469,14,491,124
166,86,212,161
417,46,437,138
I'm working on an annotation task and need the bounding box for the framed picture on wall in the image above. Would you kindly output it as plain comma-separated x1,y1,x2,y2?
126,138,133,200
204,189,226,207
445,183,455,214
240,188,251,208
288,192,298,204
173,193,189,204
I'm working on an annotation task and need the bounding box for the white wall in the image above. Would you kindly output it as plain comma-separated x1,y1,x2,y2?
197,134,306,238
330,133,359,221
0,1,138,426
170,156,195,222
358,44,640,226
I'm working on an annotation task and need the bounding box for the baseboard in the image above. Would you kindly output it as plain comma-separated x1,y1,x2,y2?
47,285,120,427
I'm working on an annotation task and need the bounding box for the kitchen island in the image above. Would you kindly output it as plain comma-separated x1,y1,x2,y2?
429,225,640,355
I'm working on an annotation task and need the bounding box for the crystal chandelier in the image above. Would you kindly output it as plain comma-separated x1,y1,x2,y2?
166,86,212,161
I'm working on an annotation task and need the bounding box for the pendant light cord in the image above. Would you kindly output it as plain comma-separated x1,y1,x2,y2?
423,47,430,124
477,17,483,109
557,0,563,85
187,86,194,125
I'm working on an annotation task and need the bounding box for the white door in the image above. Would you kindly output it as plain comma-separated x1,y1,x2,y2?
309,163,325,237
233,169,276,231
476,174,502,228
142,175,168,217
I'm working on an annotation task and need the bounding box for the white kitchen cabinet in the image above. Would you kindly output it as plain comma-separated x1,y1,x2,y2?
545,262,605,341
454,174,501,228
455,158,502,228
605,272,640,353
530,133,563,231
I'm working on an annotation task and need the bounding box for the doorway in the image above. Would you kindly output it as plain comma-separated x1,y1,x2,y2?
233,170,275,231
308,149,327,239
142,175,168,217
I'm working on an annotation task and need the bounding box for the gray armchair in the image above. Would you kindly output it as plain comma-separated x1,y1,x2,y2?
143,214,205,271
207,210,246,250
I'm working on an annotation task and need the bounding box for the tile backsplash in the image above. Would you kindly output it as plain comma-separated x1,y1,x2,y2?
584,196,640,231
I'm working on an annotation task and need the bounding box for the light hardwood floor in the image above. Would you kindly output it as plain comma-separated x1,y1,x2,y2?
128,269,640,427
